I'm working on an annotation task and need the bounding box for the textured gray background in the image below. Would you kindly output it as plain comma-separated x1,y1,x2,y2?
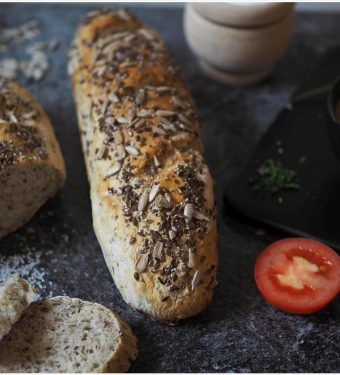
0,4,339,373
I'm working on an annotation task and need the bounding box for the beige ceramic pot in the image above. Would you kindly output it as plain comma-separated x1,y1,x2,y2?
184,4,295,85
192,2,295,27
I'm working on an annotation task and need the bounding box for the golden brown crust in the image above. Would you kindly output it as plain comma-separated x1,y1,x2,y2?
69,8,217,323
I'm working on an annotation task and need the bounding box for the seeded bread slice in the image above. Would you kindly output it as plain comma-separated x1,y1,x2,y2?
0,77,66,239
0,296,138,373
0,274,38,341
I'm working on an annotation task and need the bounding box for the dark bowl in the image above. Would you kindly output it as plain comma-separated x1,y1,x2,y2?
328,77,340,163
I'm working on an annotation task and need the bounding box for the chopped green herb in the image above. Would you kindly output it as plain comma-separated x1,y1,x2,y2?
249,159,301,196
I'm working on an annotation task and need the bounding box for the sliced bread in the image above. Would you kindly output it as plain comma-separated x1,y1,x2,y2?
0,78,66,239
0,274,38,341
0,296,138,373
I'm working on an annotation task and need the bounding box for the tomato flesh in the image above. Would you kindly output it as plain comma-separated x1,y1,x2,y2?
254,238,340,314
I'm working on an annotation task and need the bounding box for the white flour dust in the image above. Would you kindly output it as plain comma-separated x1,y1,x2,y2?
0,249,51,295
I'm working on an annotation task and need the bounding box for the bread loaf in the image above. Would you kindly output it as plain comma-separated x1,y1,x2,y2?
0,78,66,239
0,274,38,340
68,9,218,323
0,296,138,372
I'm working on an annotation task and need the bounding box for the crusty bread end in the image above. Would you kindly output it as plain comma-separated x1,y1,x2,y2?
0,274,39,341
0,296,138,373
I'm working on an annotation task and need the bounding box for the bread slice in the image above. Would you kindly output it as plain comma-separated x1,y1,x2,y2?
0,296,138,373
0,274,38,341
0,77,66,239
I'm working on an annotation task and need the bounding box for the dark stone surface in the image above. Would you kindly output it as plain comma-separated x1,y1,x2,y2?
0,4,339,373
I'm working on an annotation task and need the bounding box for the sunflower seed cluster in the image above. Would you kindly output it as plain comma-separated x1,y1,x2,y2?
0,77,47,163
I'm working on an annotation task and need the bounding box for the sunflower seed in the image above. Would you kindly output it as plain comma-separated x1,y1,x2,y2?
156,86,171,93
137,109,152,118
135,89,146,106
206,220,213,234
127,108,135,126
164,191,172,204
116,116,128,124
178,113,191,126
125,145,139,156
153,127,166,135
138,28,155,41
104,162,121,179
188,250,196,268
138,190,149,212
114,130,124,145
132,118,145,129
7,111,18,123
117,9,132,21
178,122,191,131
153,241,163,258
157,196,172,209
108,92,119,103
160,120,176,132
153,155,161,167
124,34,136,43
168,230,176,240
159,116,172,127
191,270,201,290
97,145,107,160
156,109,175,117
22,111,36,120
120,61,135,68
171,96,186,108
184,203,193,220
149,184,160,202
135,253,149,272
193,210,210,221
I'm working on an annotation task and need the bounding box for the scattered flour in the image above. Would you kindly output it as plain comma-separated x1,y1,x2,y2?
0,249,52,296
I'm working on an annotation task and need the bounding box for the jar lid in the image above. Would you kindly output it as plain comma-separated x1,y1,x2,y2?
192,3,295,28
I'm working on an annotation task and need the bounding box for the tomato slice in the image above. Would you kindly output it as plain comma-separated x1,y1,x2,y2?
254,238,340,314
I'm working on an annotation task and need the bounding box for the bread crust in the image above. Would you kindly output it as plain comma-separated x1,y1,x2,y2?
0,275,38,341
69,9,218,323
0,78,66,238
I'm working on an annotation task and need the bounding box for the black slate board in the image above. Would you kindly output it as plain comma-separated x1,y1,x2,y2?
227,48,340,251
0,4,339,373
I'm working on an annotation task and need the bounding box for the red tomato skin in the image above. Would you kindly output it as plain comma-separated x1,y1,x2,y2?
254,238,340,314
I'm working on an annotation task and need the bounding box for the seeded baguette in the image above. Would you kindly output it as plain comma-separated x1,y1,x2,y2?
0,275,38,340
68,9,218,323
0,78,66,239
0,296,138,372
